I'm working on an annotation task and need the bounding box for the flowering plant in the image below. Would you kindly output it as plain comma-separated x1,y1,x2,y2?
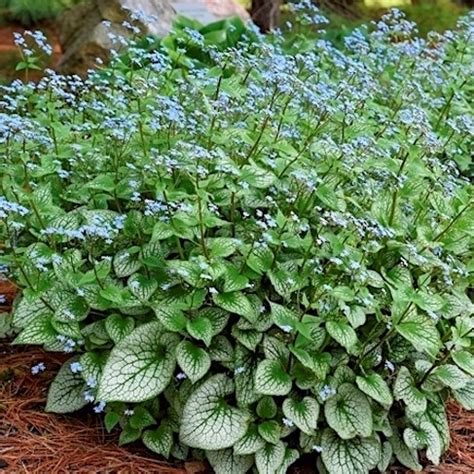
0,7,473,473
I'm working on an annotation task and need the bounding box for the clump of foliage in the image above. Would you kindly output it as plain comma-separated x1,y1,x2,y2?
0,0,83,25
1,6,473,474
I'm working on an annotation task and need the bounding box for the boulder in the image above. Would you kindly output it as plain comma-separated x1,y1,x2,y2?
57,0,176,75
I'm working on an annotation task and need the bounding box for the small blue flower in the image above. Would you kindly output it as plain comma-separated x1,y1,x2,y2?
70,362,83,373
93,401,106,413
31,362,46,375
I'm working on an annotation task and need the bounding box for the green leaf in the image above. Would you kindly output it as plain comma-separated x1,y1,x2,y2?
129,406,156,430
213,291,256,323
403,421,441,465
105,313,135,343
257,396,278,419
326,320,358,351
282,397,319,435
206,449,254,474
119,425,141,445
321,429,381,474
324,383,373,439
179,374,250,450
97,323,178,402
394,366,427,413
255,360,292,396
331,286,355,302
223,265,249,293
395,311,441,357
452,351,474,376
206,238,241,258
104,412,121,433
247,246,273,275
153,305,187,332
270,302,299,332
46,357,88,413
143,424,173,458
187,316,213,346
127,274,158,301
258,420,281,444
355,373,393,407
255,441,286,474
176,340,211,383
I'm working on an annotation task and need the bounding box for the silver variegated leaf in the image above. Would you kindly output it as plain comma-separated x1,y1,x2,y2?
234,425,266,455
282,397,319,435
389,432,422,471
46,357,88,413
394,366,427,413
395,311,441,357
105,313,135,343
321,429,381,474
206,449,254,474
255,359,292,397
452,378,474,410
97,322,178,402
179,374,250,450
142,424,173,458
324,383,372,439
255,441,286,474
403,421,441,465
13,314,57,345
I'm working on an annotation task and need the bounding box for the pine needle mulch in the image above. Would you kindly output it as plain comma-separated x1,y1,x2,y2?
0,314,473,473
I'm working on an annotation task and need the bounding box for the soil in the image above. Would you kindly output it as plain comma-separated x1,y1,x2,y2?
0,23,62,82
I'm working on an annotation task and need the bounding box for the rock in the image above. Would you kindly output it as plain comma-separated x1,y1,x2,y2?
57,0,249,76
97,0,176,36
57,0,176,75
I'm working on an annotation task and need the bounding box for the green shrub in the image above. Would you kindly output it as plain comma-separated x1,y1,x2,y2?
1,7,473,474
0,0,84,25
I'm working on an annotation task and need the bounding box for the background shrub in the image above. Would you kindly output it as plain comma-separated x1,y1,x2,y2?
0,0,83,25
0,8,473,474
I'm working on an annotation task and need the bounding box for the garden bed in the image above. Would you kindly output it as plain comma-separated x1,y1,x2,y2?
0,341,473,473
